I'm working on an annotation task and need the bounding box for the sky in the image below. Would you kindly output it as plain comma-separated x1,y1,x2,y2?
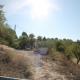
0,0,80,41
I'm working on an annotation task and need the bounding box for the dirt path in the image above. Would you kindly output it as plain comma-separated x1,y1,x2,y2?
17,50,67,80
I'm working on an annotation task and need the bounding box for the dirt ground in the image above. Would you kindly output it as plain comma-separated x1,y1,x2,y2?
18,50,68,80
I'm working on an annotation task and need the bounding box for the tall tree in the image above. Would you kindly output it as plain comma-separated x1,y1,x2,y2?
43,37,46,41
0,5,6,24
0,5,6,37
19,32,28,49
29,34,34,39
0,5,18,48
37,36,42,41
29,34,35,49
22,32,28,38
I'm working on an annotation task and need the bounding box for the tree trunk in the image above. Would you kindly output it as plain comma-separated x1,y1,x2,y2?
77,59,80,64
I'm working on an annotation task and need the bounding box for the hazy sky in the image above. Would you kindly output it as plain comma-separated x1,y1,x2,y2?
0,0,80,40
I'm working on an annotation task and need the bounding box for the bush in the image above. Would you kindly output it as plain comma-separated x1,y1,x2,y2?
55,41,65,52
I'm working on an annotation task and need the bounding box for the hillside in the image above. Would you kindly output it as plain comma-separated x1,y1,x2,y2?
0,45,32,79
0,45,80,80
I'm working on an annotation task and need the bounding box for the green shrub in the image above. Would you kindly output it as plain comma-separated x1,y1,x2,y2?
55,41,65,52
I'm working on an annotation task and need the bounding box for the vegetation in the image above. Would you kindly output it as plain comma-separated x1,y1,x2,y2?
0,4,80,65
0,6,35,49
0,5,18,48
0,5,80,64
0,45,32,79
66,43,80,64
55,41,65,52
19,32,29,49
72,43,80,64
0,4,80,80
47,43,80,80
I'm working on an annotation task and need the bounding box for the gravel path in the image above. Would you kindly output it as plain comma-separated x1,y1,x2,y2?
17,50,68,80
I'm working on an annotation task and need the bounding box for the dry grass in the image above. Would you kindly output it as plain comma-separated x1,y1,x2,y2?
0,44,32,79
47,48,80,80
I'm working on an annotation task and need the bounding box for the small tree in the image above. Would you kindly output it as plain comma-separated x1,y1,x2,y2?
72,43,80,64
55,41,65,52
66,43,80,64
65,45,73,60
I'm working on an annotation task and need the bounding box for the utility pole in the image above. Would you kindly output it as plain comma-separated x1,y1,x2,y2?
0,5,3,9
14,25,16,32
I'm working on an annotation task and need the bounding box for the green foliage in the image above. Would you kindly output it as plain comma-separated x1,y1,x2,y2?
66,43,80,64
22,32,28,38
18,33,35,49
77,40,80,45
37,36,42,41
0,23,18,48
65,44,74,60
19,32,29,49
72,43,80,64
55,41,65,52
0,5,6,24
43,37,46,41
29,33,35,49
29,33,34,39
0,5,18,48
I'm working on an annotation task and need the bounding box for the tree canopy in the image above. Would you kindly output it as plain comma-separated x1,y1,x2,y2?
0,5,18,48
